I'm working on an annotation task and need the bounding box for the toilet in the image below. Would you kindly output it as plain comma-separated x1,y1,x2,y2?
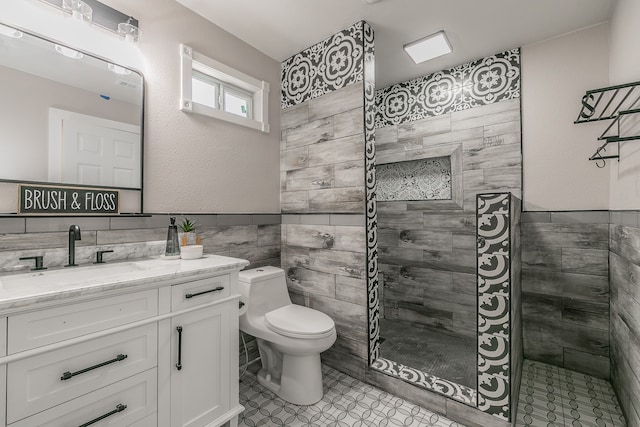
238,266,337,405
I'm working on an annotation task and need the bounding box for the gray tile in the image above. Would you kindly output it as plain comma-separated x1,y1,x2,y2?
281,214,301,224
251,214,281,225
26,217,111,232
183,214,218,227
330,214,365,226
299,214,331,225
109,215,167,230
622,212,640,227
520,212,551,223
550,211,610,224
216,215,254,226
610,211,623,225
0,217,25,234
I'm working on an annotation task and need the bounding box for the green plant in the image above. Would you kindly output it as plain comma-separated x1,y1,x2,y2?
178,217,196,233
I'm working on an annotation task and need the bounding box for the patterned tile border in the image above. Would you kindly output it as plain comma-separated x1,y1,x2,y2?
372,358,477,406
375,49,520,128
281,22,365,109
477,193,513,420
363,21,380,366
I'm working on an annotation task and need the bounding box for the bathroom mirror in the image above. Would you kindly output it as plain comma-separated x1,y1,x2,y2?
0,22,144,190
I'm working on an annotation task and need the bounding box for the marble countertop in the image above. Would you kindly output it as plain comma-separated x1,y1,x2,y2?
0,254,250,313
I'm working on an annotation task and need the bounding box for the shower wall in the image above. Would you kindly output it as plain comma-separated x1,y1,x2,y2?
609,212,640,426
280,21,375,380
375,49,522,341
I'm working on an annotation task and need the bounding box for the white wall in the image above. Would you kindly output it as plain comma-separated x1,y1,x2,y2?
608,0,640,210
4,0,281,214
521,23,610,211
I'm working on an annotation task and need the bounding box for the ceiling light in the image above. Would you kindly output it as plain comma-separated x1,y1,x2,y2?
0,23,23,38
403,31,452,64
54,44,84,59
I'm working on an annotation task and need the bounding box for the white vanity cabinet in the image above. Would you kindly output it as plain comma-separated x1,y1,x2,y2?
0,255,248,427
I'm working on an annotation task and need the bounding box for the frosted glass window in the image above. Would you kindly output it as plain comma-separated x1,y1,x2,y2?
377,156,451,201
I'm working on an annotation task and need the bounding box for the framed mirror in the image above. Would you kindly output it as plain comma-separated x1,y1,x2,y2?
0,22,144,197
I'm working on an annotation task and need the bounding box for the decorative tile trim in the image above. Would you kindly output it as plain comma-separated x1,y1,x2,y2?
477,193,512,420
372,358,477,405
375,49,520,128
363,21,380,365
281,22,365,109
376,157,452,202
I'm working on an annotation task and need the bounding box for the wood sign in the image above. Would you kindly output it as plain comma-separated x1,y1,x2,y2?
18,184,119,215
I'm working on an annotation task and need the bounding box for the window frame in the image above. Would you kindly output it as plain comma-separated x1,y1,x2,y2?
179,44,270,133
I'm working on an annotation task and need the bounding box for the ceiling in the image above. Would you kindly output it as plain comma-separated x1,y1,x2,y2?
175,0,616,89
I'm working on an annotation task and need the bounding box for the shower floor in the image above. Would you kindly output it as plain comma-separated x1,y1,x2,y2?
379,318,477,389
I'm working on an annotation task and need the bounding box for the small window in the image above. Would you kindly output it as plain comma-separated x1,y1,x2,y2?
180,44,270,133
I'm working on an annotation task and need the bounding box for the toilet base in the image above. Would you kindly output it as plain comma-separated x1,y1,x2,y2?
257,353,323,406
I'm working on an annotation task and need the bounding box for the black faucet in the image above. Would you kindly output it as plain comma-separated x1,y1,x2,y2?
65,225,82,267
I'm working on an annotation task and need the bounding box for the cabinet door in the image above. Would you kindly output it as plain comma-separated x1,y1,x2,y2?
170,301,231,427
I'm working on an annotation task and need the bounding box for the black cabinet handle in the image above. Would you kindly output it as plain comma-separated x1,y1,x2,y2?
61,354,128,381
176,326,183,371
78,403,127,427
185,286,224,299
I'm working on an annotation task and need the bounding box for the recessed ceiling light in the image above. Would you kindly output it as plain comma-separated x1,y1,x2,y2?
403,30,452,64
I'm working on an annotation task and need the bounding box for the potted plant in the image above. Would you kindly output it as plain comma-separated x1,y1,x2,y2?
178,217,199,246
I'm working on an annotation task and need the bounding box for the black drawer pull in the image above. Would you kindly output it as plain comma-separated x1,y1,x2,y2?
176,326,183,371
78,403,127,427
61,354,128,381
185,286,224,299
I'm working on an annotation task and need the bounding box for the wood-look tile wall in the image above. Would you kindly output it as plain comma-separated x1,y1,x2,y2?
377,99,522,336
281,82,365,214
0,214,281,271
609,213,640,426
520,211,610,379
280,81,370,380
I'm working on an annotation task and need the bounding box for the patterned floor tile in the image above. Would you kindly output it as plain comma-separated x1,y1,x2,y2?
515,360,627,427
239,360,626,427
239,364,460,427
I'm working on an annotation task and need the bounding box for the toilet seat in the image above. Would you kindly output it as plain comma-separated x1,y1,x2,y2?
265,305,335,339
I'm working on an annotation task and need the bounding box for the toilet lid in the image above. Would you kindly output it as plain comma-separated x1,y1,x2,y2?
265,305,335,339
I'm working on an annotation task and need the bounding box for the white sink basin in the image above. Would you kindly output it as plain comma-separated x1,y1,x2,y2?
0,261,154,291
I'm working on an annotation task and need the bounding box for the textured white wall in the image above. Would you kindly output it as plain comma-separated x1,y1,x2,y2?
103,0,281,213
521,23,610,211
608,0,640,210
4,0,280,214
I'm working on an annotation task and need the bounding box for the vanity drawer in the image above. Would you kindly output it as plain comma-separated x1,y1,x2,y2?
8,289,158,353
9,368,157,427
7,323,157,423
171,274,230,311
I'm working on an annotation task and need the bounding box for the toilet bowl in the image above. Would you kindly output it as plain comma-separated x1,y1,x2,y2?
238,266,337,405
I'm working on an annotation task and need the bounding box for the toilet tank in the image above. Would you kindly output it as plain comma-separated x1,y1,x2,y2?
238,266,292,316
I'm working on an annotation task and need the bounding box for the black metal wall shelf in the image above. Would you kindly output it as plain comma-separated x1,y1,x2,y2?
575,81,640,167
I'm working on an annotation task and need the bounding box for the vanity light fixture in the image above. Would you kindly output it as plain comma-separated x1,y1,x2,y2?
54,44,84,59
107,63,131,75
0,23,23,38
118,19,141,43
403,30,452,64
61,0,93,23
